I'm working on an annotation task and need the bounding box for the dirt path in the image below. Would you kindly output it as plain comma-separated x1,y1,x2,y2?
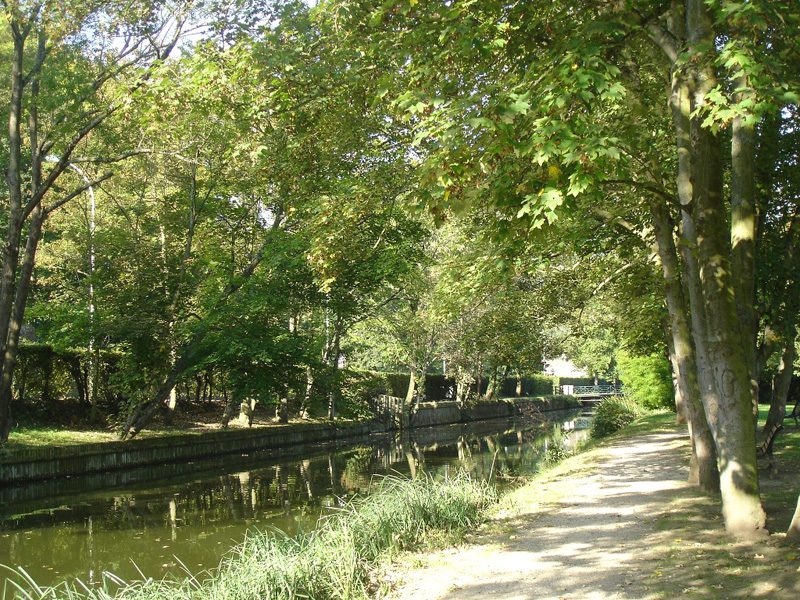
387,430,800,600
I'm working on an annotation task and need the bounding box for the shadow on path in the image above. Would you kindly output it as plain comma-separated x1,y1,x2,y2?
389,431,800,600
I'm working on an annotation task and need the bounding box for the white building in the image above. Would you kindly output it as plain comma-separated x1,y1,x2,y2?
542,357,588,378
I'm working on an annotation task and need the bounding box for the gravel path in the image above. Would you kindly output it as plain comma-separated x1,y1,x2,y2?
387,430,800,600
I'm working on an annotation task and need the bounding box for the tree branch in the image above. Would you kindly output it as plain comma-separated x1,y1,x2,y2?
602,178,675,204
43,172,112,216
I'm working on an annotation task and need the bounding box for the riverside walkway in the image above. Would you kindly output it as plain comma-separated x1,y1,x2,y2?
387,425,800,599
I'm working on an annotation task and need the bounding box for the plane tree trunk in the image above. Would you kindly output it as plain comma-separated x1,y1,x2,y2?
645,0,766,536
681,0,765,537
650,196,719,492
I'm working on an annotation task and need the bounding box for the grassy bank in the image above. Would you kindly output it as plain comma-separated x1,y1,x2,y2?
3,476,495,600
3,417,347,449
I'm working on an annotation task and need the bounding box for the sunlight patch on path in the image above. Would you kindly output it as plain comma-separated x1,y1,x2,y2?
386,430,799,600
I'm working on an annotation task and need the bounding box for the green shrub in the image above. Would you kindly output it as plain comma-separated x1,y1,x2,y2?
616,350,674,410
590,395,643,438
338,370,390,418
544,443,571,464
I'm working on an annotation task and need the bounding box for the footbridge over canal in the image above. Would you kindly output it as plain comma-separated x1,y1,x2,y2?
560,384,623,405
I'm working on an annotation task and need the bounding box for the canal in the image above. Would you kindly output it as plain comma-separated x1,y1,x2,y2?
0,410,587,593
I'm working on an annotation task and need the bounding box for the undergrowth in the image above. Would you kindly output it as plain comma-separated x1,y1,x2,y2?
590,395,643,439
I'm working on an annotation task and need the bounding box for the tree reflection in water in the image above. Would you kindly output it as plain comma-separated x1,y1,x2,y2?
0,411,586,590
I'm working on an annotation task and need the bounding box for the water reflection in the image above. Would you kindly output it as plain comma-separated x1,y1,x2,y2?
0,412,586,590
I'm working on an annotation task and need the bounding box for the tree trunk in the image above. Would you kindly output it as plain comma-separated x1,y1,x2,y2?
15,361,27,407
277,393,289,424
67,357,88,406
730,76,759,418
0,207,45,441
475,357,483,399
763,339,795,436
692,105,765,537
681,0,765,537
485,365,500,400
326,329,341,422
788,495,800,543
665,326,687,424
301,366,314,419
651,196,718,491
221,393,238,428
0,34,27,443
404,368,416,407
515,369,523,397
239,397,256,427
167,372,178,411
121,333,207,438
455,365,468,407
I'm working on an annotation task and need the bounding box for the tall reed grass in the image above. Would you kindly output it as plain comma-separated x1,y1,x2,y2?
3,475,495,600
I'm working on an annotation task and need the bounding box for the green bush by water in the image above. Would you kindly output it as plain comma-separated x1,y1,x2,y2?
616,351,674,410
5,475,495,600
590,395,643,439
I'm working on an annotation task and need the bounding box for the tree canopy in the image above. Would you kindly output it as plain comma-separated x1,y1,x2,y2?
1,0,798,539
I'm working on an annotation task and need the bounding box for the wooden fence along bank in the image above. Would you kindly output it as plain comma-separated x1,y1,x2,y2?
0,395,579,484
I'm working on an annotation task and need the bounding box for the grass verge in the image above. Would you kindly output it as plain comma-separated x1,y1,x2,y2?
2,475,496,600
2,417,357,450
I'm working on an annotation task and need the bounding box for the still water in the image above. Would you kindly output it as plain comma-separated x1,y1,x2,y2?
0,411,587,592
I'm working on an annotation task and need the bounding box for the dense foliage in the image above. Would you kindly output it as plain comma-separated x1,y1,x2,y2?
1,0,799,538
616,351,674,411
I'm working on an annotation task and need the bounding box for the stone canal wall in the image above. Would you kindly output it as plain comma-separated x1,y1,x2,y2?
0,396,579,484
0,421,379,484
411,395,579,428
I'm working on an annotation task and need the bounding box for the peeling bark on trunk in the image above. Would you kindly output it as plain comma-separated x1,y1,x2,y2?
277,395,289,424
683,0,765,536
239,397,256,427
